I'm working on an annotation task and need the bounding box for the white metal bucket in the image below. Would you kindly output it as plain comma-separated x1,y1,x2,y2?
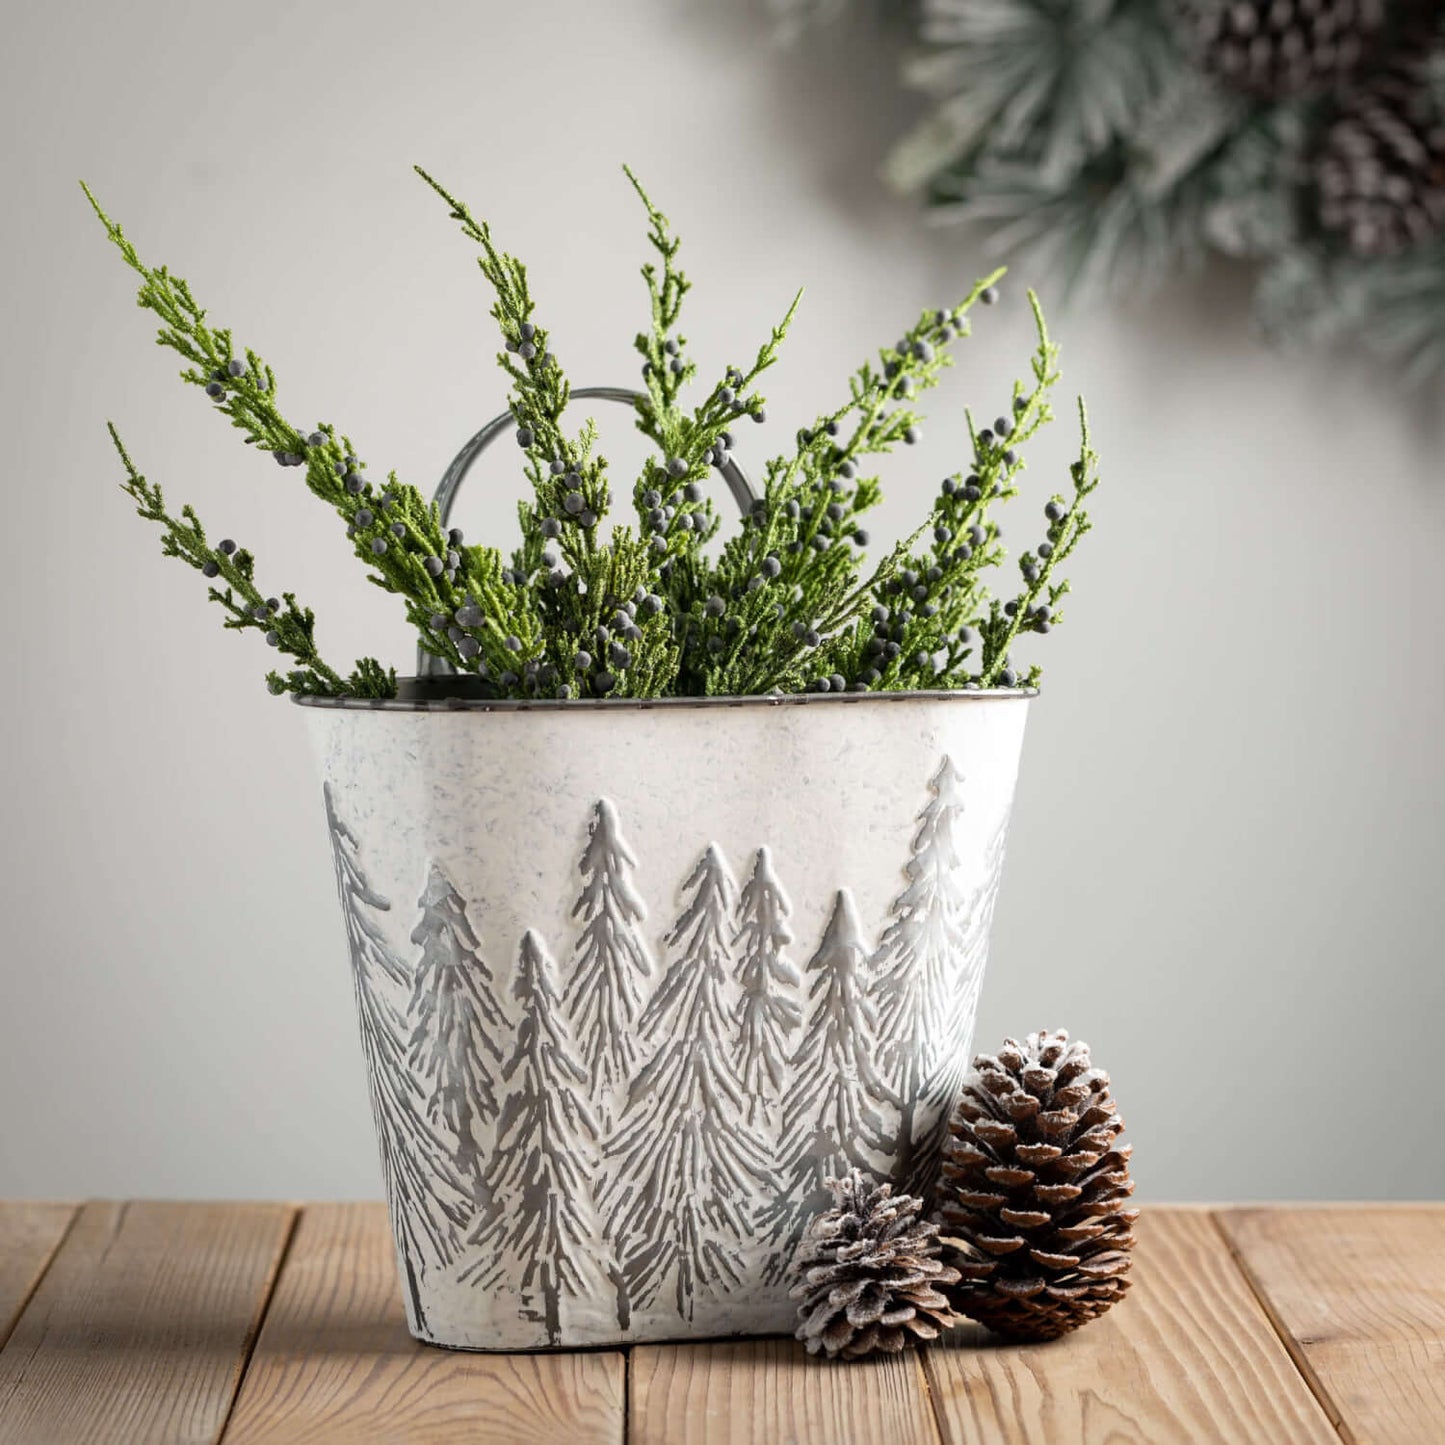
301,688,1029,1349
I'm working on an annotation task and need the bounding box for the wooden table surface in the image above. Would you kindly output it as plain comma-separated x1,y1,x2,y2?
1,1203,1441,1444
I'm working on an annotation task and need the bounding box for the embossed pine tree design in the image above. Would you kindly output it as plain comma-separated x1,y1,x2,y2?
323,785,469,1324
734,846,802,1124
761,888,893,1283
405,862,505,1191
605,845,769,1320
920,810,1012,1128
461,929,601,1346
566,799,654,1120
873,757,972,1188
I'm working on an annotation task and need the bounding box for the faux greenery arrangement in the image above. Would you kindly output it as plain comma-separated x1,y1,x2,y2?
86,166,1098,702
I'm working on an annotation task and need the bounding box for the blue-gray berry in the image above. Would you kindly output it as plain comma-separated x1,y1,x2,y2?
1045,501,1064,521
969,525,986,546
344,471,364,493
308,432,325,448
664,338,678,355
705,595,725,617
761,556,782,579
205,381,225,398
201,560,220,577
563,493,584,515
829,673,846,692
1038,540,1054,558
903,426,919,444
226,358,245,378
1004,600,1019,616
519,322,536,341
516,427,534,448
751,407,765,423
218,539,236,555
852,528,870,546
934,525,952,544
579,510,597,528
519,342,536,360
683,481,703,502
981,286,999,305
1004,449,1018,466
669,359,683,375
354,509,374,527
999,668,1017,686
503,635,521,652
391,522,406,538
804,628,821,647
371,538,388,556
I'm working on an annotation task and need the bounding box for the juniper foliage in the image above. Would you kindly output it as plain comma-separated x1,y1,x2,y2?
88,167,1098,700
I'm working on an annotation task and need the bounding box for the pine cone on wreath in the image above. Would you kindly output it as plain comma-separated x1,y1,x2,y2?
1316,60,1445,255
1176,0,1389,99
790,1169,961,1360
936,1030,1137,1343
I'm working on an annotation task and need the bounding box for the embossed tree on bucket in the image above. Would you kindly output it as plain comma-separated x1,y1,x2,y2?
919,812,1012,1146
461,929,601,1345
405,863,506,1191
323,786,469,1324
734,846,802,1125
605,845,769,1319
567,799,654,1122
873,756,972,1191
762,888,894,1282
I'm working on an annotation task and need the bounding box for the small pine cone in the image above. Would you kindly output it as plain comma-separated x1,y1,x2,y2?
1175,0,1387,100
936,1030,1136,1343
1316,63,1445,256
790,1169,961,1361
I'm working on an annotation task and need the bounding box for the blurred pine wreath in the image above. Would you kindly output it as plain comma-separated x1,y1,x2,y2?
772,0,1445,384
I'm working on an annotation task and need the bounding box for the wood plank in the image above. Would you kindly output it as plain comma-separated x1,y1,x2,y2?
0,1200,294,1445
922,1208,1337,1444
221,1203,623,1445
1219,1205,1445,1445
629,1337,940,1445
0,1202,77,1348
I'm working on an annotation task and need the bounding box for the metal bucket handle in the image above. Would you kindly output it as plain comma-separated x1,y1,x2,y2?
419,387,759,676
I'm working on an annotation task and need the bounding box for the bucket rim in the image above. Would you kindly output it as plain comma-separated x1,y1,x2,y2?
291,680,1037,713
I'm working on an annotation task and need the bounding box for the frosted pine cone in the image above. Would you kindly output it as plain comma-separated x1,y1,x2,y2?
1176,0,1388,99
1316,63,1445,255
936,1030,1137,1342
790,1170,961,1360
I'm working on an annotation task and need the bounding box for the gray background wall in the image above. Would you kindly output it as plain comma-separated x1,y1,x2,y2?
3,0,1441,1203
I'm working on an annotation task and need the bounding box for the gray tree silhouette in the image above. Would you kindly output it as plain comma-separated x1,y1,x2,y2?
914,809,1013,1193
461,929,601,1345
734,846,801,1123
760,888,893,1282
566,798,654,1119
323,785,469,1328
872,756,972,1188
604,845,769,1320
406,862,506,1191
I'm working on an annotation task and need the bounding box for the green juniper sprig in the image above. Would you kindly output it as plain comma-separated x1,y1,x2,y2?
414,165,680,700
109,424,394,698
89,167,1100,702
82,180,544,691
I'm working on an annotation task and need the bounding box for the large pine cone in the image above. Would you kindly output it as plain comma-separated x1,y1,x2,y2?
790,1170,961,1360
936,1031,1136,1342
1316,62,1445,255
1176,0,1388,99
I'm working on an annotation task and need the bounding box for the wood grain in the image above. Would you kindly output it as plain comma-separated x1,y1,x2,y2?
0,1202,76,1348
922,1207,1338,1444
629,1337,940,1445
0,1200,294,1445
1219,1205,1445,1445
221,1203,623,1445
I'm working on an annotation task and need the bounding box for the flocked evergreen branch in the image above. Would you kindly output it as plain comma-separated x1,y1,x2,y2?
90,166,1101,700
108,424,394,697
